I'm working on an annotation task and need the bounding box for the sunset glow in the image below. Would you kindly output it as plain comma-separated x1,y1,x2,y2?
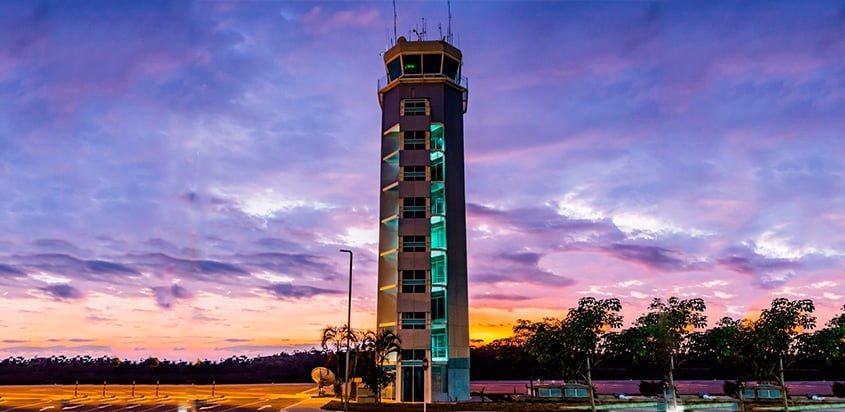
1,1,845,360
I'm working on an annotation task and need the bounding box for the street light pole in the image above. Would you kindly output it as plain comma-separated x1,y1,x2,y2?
339,249,353,412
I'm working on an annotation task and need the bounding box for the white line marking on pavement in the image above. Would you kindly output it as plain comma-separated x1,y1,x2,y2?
258,405,272,410
9,400,54,412
217,398,267,412
62,405,86,410
40,407,56,411
281,398,308,411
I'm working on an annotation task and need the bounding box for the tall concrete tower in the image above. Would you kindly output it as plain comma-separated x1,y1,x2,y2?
375,37,470,403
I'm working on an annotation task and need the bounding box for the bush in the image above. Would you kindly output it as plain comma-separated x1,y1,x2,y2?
639,380,663,397
833,382,845,398
723,381,741,397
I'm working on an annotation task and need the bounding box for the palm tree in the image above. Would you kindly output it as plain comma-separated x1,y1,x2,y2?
360,329,401,402
321,326,343,380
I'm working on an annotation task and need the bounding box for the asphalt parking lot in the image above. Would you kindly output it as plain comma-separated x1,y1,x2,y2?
0,384,322,412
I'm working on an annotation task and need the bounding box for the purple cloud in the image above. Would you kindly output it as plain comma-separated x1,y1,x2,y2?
264,284,340,300
151,284,194,309
40,284,84,301
1,0,844,357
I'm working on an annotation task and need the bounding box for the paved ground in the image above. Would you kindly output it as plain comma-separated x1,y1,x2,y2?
471,381,844,396
0,384,330,412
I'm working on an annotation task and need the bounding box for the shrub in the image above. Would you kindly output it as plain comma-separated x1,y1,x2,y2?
833,382,845,398
639,380,663,397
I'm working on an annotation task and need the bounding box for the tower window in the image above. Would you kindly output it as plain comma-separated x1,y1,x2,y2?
401,312,426,329
402,197,426,219
403,130,426,150
402,165,426,181
443,56,460,80
403,54,422,75
431,290,446,321
423,54,442,74
431,184,445,216
431,157,444,182
401,349,426,360
402,235,426,252
401,270,426,293
402,99,428,116
386,57,402,81
431,329,447,359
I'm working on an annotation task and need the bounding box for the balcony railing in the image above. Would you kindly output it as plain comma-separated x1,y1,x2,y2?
378,74,468,91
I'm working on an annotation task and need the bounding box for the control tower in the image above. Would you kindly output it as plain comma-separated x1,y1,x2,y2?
375,37,470,403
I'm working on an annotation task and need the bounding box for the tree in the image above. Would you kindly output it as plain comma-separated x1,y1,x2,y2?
513,297,623,383
629,297,707,406
359,329,401,403
513,317,567,378
320,325,346,381
562,297,623,412
751,298,816,412
796,304,844,378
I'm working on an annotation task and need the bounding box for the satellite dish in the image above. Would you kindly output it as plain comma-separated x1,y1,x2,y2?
311,367,336,387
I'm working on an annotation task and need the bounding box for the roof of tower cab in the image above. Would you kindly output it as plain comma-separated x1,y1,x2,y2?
383,36,462,63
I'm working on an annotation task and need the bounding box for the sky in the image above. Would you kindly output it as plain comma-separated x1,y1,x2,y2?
1,0,845,360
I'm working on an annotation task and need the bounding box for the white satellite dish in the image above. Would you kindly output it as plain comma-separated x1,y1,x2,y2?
311,367,336,395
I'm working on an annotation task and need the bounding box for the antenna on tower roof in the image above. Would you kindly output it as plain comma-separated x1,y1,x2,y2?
392,0,398,44
447,0,453,43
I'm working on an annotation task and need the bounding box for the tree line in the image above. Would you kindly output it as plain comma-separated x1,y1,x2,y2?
471,297,845,386
0,352,324,385
1,297,842,387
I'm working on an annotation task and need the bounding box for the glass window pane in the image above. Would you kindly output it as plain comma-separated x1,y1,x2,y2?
443,56,459,79
403,54,422,75
432,329,447,359
431,251,446,284
387,58,402,81
423,54,442,74
403,130,426,150
430,124,445,151
431,156,444,182
431,216,446,249
431,184,445,216
431,291,446,321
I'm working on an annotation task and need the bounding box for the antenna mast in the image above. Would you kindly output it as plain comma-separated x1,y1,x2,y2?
392,0,398,43
447,0,452,43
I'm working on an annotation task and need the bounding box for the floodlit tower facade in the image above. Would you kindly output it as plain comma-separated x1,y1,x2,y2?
376,37,470,403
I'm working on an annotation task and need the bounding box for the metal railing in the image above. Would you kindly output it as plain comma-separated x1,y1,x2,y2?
378,74,468,90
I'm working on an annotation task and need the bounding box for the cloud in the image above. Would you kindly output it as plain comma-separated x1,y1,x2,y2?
32,239,79,251
40,284,84,301
151,284,194,309
473,294,533,301
0,345,113,356
15,253,139,282
133,253,250,282
472,250,575,287
718,246,801,288
0,264,25,277
263,284,340,300
602,244,708,272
